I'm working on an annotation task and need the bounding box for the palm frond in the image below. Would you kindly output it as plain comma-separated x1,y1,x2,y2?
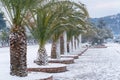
0,0,40,26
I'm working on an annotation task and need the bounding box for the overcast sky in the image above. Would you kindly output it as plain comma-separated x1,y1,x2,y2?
73,0,120,18
1,0,120,18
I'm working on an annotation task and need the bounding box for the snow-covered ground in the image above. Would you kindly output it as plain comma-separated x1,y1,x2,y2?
1,43,120,80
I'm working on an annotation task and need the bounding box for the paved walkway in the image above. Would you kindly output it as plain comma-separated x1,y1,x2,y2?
53,43,120,80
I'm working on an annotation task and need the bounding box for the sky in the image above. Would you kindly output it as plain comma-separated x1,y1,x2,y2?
1,0,120,18
73,0,120,18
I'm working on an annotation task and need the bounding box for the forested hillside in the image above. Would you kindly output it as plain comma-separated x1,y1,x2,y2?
91,13,120,35
0,13,6,30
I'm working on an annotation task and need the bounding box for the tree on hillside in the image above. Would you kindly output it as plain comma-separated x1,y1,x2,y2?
0,28,9,46
0,13,6,29
96,19,113,44
97,19,106,29
83,22,113,45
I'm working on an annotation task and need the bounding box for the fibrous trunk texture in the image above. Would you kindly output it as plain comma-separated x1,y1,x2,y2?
60,34,64,54
51,39,60,59
10,26,27,77
51,41,57,58
35,47,48,65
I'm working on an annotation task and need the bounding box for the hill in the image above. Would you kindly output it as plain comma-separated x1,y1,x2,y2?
0,13,6,30
91,13,120,35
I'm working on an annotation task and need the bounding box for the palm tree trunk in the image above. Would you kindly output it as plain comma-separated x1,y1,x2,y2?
10,26,27,77
71,36,77,52
35,47,48,65
77,39,79,49
51,39,60,59
60,32,67,55
51,41,57,58
69,41,72,53
79,34,82,48
71,39,73,52
67,42,70,53
60,34,64,54
72,36,75,51
63,32,67,55
74,38,76,50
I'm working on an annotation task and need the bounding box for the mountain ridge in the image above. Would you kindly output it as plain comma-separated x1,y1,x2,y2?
91,13,120,35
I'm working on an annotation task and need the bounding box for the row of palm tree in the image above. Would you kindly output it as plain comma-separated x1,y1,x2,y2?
0,0,90,77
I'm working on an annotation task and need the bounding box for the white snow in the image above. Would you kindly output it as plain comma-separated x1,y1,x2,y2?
52,43,120,80
0,72,52,80
0,44,53,80
1,43,120,80
61,54,78,57
28,63,66,68
49,57,74,61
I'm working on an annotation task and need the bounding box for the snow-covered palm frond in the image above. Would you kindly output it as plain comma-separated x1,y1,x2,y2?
0,0,41,26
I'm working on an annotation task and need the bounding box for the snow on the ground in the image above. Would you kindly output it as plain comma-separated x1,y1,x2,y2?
61,54,78,56
52,43,120,80
1,43,120,80
28,63,66,68
0,44,53,80
0,72,52,80
48,58,74,61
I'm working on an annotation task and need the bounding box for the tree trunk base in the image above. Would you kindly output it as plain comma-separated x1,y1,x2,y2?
34,48,48,65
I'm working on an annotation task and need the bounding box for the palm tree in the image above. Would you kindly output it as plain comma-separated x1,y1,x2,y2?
51,1,78,58
51,1,90,58
31,8,50,65
28,0,89,64
0,0,39,77
59,1,89,55
28,0,77,62
28,0,68,65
